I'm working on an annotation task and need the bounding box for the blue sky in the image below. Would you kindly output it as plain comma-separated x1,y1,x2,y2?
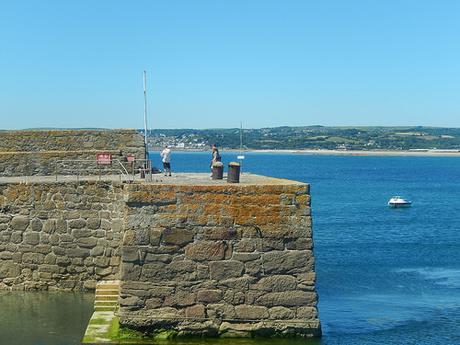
1,0,460,129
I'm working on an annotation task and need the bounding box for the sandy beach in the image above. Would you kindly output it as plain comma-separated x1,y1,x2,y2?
238,149,460,157
150,147,460,157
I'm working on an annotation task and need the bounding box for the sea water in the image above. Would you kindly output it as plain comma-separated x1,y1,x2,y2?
2,153,460,345
0,292,93,345
162,152,460,345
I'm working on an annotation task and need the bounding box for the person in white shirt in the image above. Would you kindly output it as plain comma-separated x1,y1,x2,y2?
160,145,172,176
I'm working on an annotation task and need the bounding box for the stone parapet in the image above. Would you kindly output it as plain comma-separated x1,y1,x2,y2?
0,129,144,153
0,129,145,176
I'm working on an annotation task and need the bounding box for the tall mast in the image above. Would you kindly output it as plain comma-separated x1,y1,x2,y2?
143,71,149,158
240,121,243,154
238,121,245,173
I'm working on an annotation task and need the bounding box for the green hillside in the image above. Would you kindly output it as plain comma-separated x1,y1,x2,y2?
146,126,460,151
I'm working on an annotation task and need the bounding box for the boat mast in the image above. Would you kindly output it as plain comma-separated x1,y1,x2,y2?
240,121,243,155
238,121,245,172
143,70,149,159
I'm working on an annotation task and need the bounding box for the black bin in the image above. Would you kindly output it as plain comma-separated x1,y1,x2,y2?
212,162,224,180
227,162,241,183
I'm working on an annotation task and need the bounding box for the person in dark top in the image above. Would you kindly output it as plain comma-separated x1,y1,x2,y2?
210,144,221,175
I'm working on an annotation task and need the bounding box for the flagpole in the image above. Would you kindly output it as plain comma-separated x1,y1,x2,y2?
143,70,148,159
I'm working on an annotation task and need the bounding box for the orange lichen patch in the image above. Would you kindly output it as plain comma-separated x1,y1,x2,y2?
202,204,224,216
205,193,232,204
237,205,265,218
178,194,200,204
184,203,201,212
233,217,255,226
123,181,310,230
186,214,209,226
221,205,240,218
252,215,283,226
285,184,310,194
295,194,311,206
246,185,286,194
174,185,235,194
179,193,231,205
259,205,283,214
231,194,280,206
156,205,178,214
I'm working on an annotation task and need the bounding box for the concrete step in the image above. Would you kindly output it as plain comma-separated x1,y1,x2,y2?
82,310,117,344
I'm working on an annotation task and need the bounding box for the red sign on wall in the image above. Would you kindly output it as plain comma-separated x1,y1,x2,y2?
96,153,112,165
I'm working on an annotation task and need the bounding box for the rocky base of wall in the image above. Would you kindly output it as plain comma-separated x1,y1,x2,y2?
119,319,321,338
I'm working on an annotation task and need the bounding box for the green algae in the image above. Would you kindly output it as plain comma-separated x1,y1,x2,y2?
114,323,179,343
84,313,321,344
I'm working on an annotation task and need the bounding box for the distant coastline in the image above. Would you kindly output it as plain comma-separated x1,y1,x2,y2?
146,126,460,153
149,147,460,157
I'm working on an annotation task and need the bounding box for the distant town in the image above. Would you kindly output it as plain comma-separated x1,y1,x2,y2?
145,126,460,152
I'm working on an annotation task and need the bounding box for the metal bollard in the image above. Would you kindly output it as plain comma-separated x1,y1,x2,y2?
227,162,241,183
211,162,224,180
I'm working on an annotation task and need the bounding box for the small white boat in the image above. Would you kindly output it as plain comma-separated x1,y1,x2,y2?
388,196,412,208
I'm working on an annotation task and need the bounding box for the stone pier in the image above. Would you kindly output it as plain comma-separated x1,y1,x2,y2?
1,173,321,339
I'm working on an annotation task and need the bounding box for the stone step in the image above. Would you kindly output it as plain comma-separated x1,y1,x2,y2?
96,284,119,290
97,280,120,284
96,280,120,285
93,281,120,312
95,289,119,296
94,306,117,312
95,295,118,301
95,301,118,306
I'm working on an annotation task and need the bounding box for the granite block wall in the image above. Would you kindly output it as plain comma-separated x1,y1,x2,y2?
0,176,321,337
118,183,321,337
0,181,124,290
0,129,145,176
